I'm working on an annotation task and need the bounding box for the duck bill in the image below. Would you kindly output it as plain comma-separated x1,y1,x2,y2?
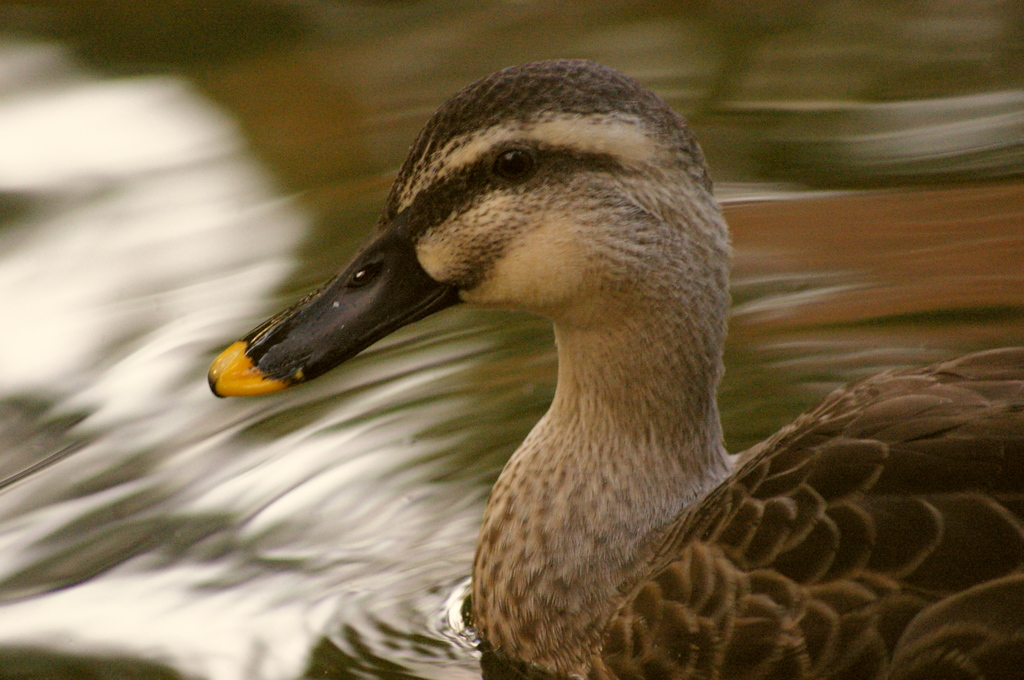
208,214,460,397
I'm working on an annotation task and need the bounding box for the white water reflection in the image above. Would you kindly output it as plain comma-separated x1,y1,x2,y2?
0,566,334,680
0,43,325,679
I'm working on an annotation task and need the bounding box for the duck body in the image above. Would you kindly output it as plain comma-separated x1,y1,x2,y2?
208,60,1024,679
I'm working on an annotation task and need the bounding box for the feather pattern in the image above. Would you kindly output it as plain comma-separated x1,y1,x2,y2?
590,348,1024,680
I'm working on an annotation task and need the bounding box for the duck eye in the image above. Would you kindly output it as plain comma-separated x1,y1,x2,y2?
347,261,383,288
492,148,535,181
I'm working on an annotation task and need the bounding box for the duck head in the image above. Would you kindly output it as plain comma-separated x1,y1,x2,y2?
209,59,725,397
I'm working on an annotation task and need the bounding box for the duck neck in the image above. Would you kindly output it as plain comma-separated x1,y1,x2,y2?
472,275,731,675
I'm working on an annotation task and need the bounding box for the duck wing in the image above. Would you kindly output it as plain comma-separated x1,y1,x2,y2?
596,348,1024,680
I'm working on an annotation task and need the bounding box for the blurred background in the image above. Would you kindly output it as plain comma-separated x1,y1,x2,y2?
0,1,1020,678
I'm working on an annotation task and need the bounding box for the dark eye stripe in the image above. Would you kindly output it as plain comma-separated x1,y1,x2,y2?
401,144,627,239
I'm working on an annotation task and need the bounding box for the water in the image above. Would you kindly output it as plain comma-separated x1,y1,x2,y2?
0,4,1021,679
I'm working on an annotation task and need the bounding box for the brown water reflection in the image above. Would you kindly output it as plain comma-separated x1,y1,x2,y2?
731,184,1024,329
721,182,1024,450
0,2,1021,679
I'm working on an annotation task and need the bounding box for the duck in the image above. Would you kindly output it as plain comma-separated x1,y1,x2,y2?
207,60,1024,680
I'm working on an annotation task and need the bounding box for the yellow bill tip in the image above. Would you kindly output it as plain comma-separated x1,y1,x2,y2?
208,340,289,397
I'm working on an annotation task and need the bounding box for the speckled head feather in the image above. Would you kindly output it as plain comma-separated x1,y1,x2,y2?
379,60,712,232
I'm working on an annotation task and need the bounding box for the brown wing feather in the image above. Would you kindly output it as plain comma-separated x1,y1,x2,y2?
593,348,1024,680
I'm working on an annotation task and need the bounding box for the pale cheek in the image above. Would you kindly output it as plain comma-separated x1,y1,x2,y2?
462,225,590,312
462,261,585,310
